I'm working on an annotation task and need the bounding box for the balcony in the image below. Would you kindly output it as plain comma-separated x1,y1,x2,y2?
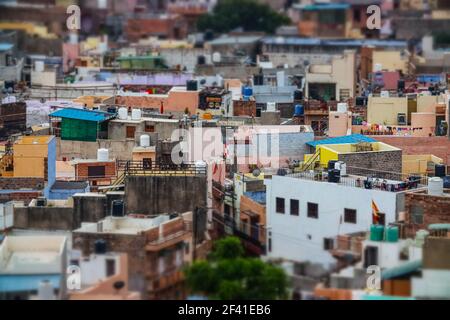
145,223,192,252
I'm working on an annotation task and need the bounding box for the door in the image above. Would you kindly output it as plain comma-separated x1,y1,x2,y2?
126,126,136,139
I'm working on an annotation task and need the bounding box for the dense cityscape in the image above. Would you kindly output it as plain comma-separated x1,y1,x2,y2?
0,0,450,302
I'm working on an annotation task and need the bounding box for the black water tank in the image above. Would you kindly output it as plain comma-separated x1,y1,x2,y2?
197,55,206,65
328,169,341,183
253,74,264,86
111,200,124,217
355,97,366,106
294,90,303,101
186,80,198,91
435,164,446,177
94,239,107,254
277,168,287,176
328,160,338,170
107,106,117,114
443,176,450,188
398,79,405,91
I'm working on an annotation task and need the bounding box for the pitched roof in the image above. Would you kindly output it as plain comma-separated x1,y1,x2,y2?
306,134,377,147
49,108,116,122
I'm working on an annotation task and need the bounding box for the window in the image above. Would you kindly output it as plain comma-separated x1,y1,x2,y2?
290,199,299,216
145,125,155,132
106,259,116,277
411,205,424,225
143,158,152,169
126,126,136,138
88,165,105,178
307,202,318,219
344,208,357,224
276,197,285,214
323,238,334,250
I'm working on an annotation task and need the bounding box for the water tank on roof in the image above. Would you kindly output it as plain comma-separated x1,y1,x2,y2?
335,161,347,176
337,103,348,113
374,63,383,72
212,52,221,63
131,108,141,120
118,107,128,120
97,148,109,162
428,177,444,196
415,229,429,246
266,102,276,112
327,169,341,183
435,164,446,177
187,80,198,91
242,86,253,97
294,90,303,101
370,225,385,242
385,226,399,243
294,104,304,116
94,239,107,254
111,200,124,217
35,61,44,72
328,160,338,170
140,134,150,147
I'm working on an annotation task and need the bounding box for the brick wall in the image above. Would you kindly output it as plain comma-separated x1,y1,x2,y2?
339,150,402,179
233,100,256,117
0,192,41,205
404,191,450,237
374,136,450,165
0,177,45,189
75,161,116,179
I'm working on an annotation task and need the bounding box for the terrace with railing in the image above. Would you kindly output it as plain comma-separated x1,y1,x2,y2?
117,160,207,177
286,167,427,193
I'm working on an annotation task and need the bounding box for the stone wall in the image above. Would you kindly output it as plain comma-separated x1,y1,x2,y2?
423,237,450,270
57,138,136,160
338,150,402,179
72,194,107,228
125,175,207,215
374,136,450,165
14,206,74,230
404,191,450,237
0,177,45,189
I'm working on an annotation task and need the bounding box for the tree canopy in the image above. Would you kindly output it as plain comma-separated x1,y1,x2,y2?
184,237,288,300
197,0,291,34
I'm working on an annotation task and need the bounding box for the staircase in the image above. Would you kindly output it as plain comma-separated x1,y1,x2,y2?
301,148,321,171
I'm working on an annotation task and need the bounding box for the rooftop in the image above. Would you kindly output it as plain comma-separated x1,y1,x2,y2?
49,108,116,122
15,135,54,145
307,134,377,148
0,236,67,275
262,37,407,48
74,215,171,235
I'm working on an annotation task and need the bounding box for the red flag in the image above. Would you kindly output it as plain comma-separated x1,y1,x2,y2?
160,101,164,114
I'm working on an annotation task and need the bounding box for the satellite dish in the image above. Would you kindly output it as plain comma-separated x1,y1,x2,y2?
252,169,261,177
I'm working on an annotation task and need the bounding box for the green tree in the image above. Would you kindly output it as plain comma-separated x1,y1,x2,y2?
185,237,288,300
197,0,291,34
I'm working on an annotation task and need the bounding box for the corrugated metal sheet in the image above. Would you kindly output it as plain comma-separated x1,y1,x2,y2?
306,134,377,147
49,108,115,122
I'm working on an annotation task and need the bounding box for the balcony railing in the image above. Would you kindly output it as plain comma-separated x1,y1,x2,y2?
117,160,207,177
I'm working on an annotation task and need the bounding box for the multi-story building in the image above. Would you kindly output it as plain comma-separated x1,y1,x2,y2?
73,212,196,299
0,235,67,300
265,171,411,268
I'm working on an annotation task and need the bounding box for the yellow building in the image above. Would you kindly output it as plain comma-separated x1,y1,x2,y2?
367,96,409,125
372,50,410,74
402,154,443,175
13,136,56,180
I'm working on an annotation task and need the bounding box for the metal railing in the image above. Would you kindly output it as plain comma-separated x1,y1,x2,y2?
117,160,207,177
288,169,426,193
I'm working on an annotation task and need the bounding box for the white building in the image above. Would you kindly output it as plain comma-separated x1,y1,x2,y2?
0,235,67,300
265,173,404,268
